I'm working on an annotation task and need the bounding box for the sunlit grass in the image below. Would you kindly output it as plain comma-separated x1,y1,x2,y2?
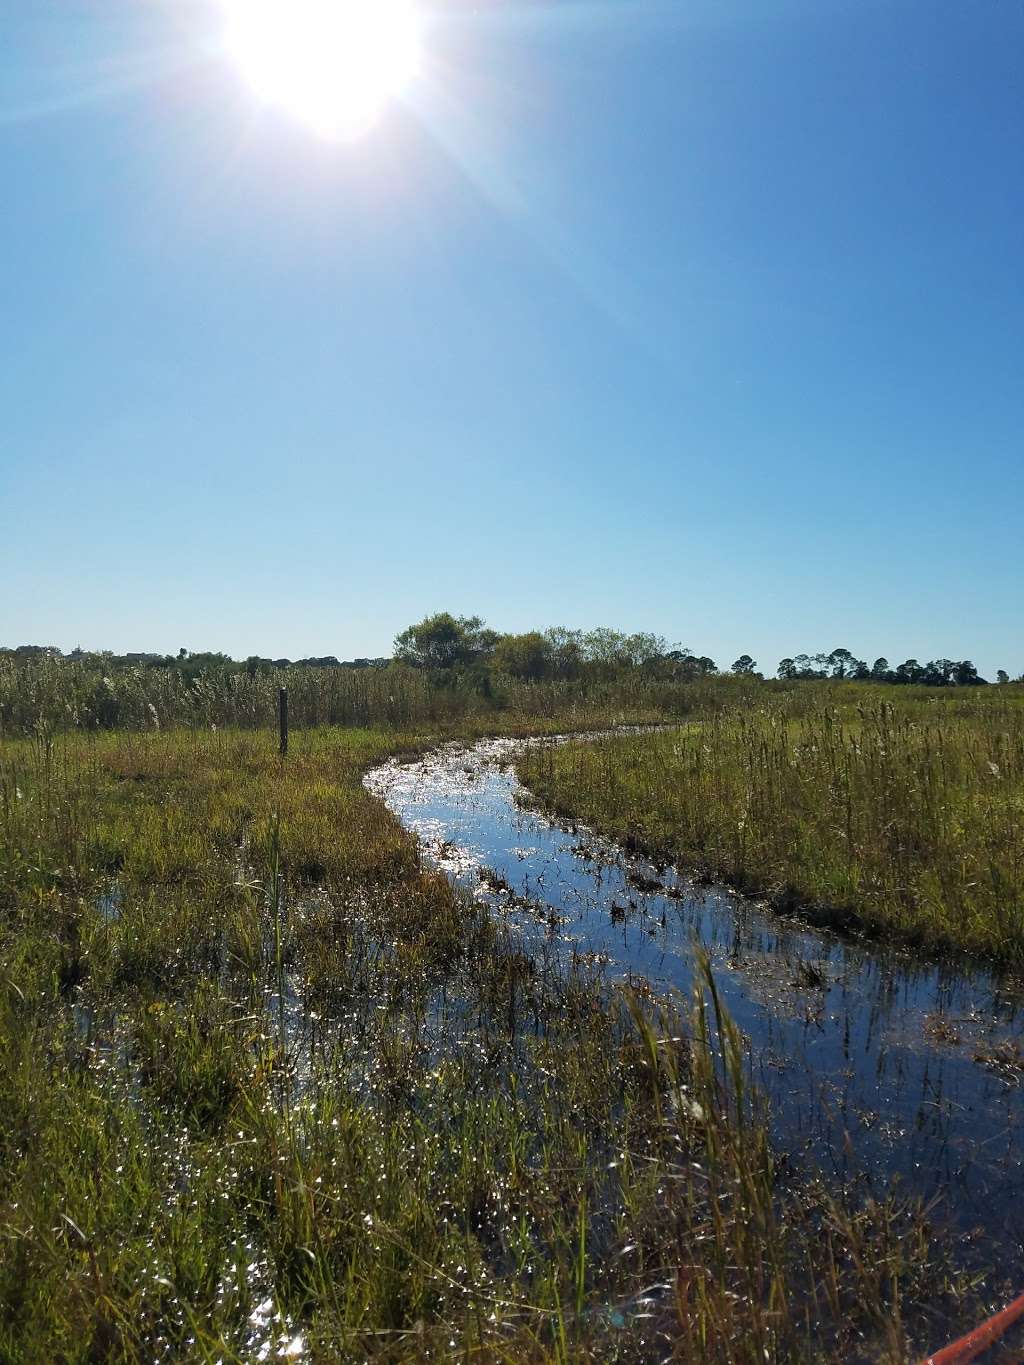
0,712,999,1360
518,687,1024,960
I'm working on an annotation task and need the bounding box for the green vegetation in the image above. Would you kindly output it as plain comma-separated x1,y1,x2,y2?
0,646,750,738
2,642,1021,1359
0,710,988,1361
4,616,1009,745
5,615,1012,747
518,685,1024,961
7,623,1013,718
775,649,996,687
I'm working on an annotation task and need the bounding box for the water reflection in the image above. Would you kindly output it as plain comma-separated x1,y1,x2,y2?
366,737,1024,1261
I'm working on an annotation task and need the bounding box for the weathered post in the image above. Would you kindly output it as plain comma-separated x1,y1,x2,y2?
279,687,289,757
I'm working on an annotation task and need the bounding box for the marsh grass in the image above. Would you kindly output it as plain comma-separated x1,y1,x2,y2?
0,655,757,739
0,716,993,1361
518,688,1024,961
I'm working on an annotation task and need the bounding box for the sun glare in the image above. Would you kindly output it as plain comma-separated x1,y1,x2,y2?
221,0,422,141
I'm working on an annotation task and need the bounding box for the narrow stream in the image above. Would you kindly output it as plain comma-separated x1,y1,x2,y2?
366,735,1024,1263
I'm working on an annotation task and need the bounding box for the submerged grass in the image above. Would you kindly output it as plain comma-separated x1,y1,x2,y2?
517,687,1024,962
0,711,1004,1361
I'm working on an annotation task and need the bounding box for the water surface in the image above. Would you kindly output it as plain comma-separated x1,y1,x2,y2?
366,735,1024,1264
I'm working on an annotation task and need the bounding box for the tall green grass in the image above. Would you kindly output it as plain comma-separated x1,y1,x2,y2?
0,654,763,737
518,688,1024,960
0,719,985,1360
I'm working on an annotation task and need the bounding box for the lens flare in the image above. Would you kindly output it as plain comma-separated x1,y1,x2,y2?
221,0,421,140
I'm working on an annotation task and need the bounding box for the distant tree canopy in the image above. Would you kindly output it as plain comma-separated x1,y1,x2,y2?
777,650,988,686
390,618,683,680
1,626,1011,691
662,650,718,680
491,632,552,681
393,614,499,670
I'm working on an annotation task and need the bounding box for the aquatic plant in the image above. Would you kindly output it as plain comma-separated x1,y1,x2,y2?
518,690,1024,960
0,717,1007,1360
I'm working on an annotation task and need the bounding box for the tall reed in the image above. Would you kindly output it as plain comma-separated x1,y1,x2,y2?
0,719,990,1359
518,690,1024,958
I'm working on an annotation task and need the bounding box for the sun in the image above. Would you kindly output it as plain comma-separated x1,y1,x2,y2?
221,0,422,141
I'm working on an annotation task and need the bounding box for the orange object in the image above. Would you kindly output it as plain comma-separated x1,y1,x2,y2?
922,1289,1024,1365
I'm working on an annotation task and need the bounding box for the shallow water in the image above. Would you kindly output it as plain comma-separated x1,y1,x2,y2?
366,735,1024,1261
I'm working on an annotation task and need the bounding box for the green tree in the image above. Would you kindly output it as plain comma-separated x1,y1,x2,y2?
793,654,826,679
826,648,860,679
894,659,925,684
393,613,496,669
544,627,584,678
492,632,553,681
731,654,757,675
951,659,984,686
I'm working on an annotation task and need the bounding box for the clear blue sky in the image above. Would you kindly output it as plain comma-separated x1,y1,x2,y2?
3,0,1022,676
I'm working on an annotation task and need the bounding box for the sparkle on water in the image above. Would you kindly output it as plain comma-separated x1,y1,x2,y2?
366,733,1024,1264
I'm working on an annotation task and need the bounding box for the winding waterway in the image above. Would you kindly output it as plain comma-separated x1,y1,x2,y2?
366,734,1024,1263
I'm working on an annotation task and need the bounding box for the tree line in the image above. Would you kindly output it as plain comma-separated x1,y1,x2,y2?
393,615,717,681
0,644,391,681
774,649,998,686
2,622,1016,687
391,618,1011,687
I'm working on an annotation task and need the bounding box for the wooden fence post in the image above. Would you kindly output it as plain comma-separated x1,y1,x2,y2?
279,688,289,757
